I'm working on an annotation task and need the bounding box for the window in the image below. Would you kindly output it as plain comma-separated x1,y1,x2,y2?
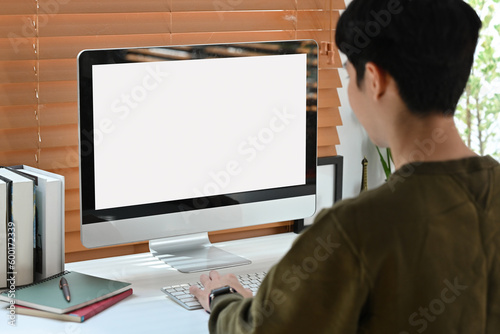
0,0,345,262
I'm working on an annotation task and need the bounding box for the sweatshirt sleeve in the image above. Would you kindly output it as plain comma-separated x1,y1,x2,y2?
208,209,371,334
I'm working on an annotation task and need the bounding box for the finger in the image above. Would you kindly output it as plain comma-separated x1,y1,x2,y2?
219,274,253,298
189,285,210,312
199,274,210,286
189,285,201,296
208,270,220,280
224,273,240,285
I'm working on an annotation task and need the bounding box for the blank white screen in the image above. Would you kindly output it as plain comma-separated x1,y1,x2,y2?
92,54,307,210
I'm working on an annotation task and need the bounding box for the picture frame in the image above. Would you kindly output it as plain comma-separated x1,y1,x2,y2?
293,155,344,233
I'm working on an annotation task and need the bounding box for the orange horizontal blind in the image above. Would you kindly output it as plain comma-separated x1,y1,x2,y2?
0,0,345,262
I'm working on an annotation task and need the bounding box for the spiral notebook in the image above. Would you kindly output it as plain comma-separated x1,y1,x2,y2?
0,270,131,314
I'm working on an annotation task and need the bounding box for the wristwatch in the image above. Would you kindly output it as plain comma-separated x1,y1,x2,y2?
209,285,237,309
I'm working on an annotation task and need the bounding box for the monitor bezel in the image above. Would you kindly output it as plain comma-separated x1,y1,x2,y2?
77,40,318,247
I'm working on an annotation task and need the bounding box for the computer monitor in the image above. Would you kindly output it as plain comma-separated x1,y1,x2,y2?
77,40,317,273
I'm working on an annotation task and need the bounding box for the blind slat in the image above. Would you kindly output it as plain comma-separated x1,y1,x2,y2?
298,0,345,9
37,146,80,170
38,35,172,59
0,149,38,166
319,107,343,127
37,0,170,14
65,188,79,212
0,127,38,151
0,0,35,15
57,167,79,190
40,124,78,148
0,82,37,106
0,38,37,61
0,15,36,38
0,105,37,129
173,11,296,33
318,126,340,147
30,0,343,14
318,146,336,157
39,59,77,82
0,60,37,84
174,0,297,11
65,210,80,233
319,68,342,88
39,102,78,126
171,31,296,46
297,11,338,30
38,13,171,37
318,88,341,108
39,81,77,104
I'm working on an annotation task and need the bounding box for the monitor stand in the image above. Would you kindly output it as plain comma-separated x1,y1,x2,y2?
149,232,251,273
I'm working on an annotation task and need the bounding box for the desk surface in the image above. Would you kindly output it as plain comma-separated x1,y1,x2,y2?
1,233,297,334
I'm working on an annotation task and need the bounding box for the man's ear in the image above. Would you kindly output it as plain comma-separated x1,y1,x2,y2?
364,62,388,101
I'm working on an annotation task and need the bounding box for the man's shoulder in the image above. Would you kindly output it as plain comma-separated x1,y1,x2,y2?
325,180,411,220
311,175,428,242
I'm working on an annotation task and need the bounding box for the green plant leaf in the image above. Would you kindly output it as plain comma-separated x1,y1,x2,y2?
376,146,392,180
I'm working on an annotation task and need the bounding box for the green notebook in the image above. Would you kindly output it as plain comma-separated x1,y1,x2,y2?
0,271,131,314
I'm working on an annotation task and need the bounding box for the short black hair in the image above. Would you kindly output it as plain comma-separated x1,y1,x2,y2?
335,0,482,116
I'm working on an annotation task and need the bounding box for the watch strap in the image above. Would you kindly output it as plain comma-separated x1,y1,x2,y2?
209,285,237,309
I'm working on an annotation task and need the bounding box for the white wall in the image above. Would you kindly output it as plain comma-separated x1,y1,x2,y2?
336,65,387,199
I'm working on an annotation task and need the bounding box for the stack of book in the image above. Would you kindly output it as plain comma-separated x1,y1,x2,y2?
0,270,133,322
0,165,65,288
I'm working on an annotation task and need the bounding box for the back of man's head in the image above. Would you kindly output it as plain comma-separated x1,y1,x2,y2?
335,0,482,116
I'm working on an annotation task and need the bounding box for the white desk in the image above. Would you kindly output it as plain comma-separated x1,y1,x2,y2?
1,233,297,334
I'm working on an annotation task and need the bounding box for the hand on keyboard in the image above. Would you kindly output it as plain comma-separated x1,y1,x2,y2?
189,270,254,312
162,271,264,311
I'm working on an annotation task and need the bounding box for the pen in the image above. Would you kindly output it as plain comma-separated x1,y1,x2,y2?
59,277,71,302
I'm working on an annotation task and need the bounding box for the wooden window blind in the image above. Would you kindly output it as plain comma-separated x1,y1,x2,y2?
0,0,344,262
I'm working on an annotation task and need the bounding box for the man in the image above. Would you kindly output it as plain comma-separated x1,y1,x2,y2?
190,0,500,332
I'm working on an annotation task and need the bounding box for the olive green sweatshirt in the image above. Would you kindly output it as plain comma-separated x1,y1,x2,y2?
209,155,500,333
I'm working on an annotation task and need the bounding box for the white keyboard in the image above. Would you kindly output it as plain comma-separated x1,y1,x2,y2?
161,272,266,310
